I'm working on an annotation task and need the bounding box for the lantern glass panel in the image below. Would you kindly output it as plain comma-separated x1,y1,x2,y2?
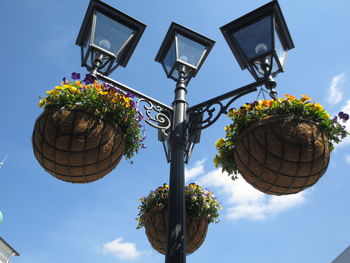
93,12,134,55
176,34,206,68
274,26,287,67
233,15,273,61
163,40,176,75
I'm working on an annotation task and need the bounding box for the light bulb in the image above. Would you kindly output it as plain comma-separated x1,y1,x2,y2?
99,39,111,50
179,55,188,63
255,43,268,55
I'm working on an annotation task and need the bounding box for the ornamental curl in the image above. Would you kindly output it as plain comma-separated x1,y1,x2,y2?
137,98,172,137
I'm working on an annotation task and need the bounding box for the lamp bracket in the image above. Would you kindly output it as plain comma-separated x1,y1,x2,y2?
187,80,264,133
95,72,173,145
138,98,172,137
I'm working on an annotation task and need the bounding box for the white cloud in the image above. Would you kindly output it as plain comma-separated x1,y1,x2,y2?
188,161,306,221
185,159,205,182
346,155,350,164
327,73,345,104
99,238,140,260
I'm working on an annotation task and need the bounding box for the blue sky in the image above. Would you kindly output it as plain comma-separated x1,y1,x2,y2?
1,0,350,262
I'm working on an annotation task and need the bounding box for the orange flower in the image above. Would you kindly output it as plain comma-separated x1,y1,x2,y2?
262,99,273,107
300,94,312,102
284,94,296,101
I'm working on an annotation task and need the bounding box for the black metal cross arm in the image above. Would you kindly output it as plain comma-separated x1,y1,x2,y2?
95,72,173,137
187,79,265,132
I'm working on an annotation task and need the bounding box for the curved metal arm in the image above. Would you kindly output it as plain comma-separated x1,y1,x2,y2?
187,80,264,132
96,72,173,112
95,72,173,136
138,98,172,137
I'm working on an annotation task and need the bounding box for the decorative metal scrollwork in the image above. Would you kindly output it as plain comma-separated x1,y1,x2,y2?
188,101,225,132
138,98,172,137
187,85,259,133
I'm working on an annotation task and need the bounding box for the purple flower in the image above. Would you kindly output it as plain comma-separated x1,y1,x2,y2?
104,84,112,89
108,87,117,94
83,74,95,84
126,92,135,98
62,77,69,84
333,116,338,123
338,111,349,122
71,72,81,80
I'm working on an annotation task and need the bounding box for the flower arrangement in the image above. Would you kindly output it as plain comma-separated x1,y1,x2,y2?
38,73,145,159
136,183,222,229
214,94,349,177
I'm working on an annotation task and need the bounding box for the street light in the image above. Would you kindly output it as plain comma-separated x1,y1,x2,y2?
155,22,215,83
220,0,294,97
75,0,146,76
75,0,294,262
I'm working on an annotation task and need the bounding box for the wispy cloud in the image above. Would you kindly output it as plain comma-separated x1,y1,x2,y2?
185,159,205,182
42,26,76,66
345,155,350,164
327,73,345,104
99,238,140,260
186,161,306,221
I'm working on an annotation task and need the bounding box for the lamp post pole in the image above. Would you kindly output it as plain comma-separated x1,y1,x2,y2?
166,68,188,262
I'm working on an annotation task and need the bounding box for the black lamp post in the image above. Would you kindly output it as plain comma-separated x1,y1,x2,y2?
75,0,294,262
154,22,215,262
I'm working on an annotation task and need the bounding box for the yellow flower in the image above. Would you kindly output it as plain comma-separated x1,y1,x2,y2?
189,183,197,189
46,89,59,95
325,113,330,119
69,86,79,93
215,138,225,148
62,84,71,90
228,108,236,117
122,96,131,108
312,103,323,110
38,99,46,107
224,125,231,131
243,103,251,109
99,90,108,95
255,104,265,110
284,94,296,101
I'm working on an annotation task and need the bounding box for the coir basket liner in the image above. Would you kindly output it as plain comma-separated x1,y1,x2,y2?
144,208,208,255
32,106,125,183
234,115,330,195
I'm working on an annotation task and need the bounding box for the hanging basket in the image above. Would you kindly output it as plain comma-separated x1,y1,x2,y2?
234,115,330,195
32,106,125,183
144,207,208,255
